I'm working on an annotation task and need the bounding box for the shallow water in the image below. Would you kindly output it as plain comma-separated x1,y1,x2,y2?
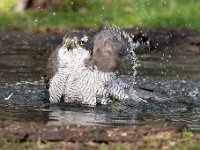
0,35,200,131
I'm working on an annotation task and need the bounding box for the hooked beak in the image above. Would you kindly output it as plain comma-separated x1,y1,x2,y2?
63,39,77,51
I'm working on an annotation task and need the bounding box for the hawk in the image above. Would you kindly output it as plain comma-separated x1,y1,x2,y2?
45,28,149,106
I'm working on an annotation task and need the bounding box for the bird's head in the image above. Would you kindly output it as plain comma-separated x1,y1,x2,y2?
61,32,89,51
58,32,91,67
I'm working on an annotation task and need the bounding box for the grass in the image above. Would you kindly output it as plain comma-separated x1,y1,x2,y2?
0,137,53,150
0,0,200,32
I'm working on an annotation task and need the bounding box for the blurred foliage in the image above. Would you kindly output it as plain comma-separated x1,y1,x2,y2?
0,0,16,11
0,0,199,31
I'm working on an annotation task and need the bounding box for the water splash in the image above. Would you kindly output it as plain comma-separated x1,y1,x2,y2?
0,80,47,106
103,27,141,83
4,93,13,100
0,77,199,130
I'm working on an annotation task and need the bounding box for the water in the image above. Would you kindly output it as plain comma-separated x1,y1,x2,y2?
0,33,199,131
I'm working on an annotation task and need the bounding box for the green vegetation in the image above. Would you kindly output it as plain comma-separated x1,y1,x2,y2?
0,137,53,150
0,0,199,31
136,130,200,150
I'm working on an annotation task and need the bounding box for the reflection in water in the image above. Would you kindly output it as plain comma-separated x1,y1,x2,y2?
47,105,137,126
0,38,200,131
0,103,50,123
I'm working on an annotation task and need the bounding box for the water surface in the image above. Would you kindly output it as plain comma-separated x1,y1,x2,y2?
0,33,199,131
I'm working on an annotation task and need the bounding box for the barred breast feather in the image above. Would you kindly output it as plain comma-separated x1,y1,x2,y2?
48,46,130,105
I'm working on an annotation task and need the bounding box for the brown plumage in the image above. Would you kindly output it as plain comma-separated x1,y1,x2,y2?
85,30,127,72
44,48,59,89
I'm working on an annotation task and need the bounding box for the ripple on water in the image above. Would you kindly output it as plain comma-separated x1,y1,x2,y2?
0,78,199,131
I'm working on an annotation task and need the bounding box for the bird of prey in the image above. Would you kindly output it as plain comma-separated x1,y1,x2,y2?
45,28,149,106
45,32,92,103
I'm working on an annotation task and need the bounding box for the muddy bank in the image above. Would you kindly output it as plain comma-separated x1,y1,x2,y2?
0,121,187,150
1,121,184,142
1,121,200,150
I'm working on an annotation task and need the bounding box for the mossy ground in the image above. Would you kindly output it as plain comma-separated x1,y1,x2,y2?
0,0,199,32
1,130,200,150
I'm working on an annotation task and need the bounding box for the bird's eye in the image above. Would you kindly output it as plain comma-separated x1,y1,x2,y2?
78,41,85,46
